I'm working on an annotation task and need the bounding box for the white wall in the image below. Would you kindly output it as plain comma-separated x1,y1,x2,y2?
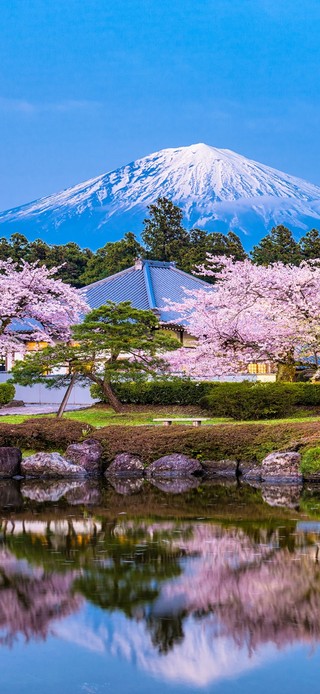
0,373,97,405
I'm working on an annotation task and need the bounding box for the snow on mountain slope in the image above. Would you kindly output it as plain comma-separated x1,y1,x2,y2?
1,143,320,249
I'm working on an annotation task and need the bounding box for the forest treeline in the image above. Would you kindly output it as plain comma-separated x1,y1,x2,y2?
1,197,319,286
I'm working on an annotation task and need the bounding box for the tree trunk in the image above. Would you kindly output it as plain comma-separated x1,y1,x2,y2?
101,381,124,413
56,374,77,418
276,363,296,382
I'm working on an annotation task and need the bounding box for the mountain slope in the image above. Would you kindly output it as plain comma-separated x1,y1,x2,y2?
1,143,320,249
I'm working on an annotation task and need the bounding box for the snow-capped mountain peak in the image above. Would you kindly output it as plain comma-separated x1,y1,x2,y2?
0,143,320,249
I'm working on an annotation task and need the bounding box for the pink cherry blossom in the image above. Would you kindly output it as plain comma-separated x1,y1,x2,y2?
0,260,88,356
164,255,320,376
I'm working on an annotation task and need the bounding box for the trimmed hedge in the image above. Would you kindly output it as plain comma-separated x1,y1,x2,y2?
91,378,213,406
0,382,15,405
200,382,298,420
92,420,320,464
0,417,93,450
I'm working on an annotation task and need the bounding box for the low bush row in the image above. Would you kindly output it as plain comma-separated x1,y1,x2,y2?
0,382,15,405
90,378,213,406
201,381,320,420
0,417,318,463
0,418,92,450
92,378,320,420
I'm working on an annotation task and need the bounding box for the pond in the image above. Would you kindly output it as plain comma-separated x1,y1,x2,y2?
2,478,320,693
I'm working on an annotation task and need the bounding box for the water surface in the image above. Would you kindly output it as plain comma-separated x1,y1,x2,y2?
1,478,320,693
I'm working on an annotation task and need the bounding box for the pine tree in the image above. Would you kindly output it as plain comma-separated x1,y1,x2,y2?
251,225,302,265
12,302,179,413
299,228,320,260
141,197,190,263
80,232,144,285
180,229,247,281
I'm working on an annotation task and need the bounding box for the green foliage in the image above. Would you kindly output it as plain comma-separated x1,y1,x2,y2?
141,197,190,264
0,233,93,287
251,225,302,265
299,228,320,261
0,382,15,405
11,301,180,412
294,383,320,406
79,232,144,285
200,381,298,420
90,377,213,405
300,446,320,474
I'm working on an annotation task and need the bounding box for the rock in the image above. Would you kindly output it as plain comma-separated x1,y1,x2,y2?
0,448,21,479
105,453,144,477
202,459,238,477
21,452,85,478
4,400,25,408
65,480,102,505
21,480,80,502
261,483,302,509
66,439,103,476
261,451,302,483
0,447,22,478
108,477,145,495
0,480,22,508
149,476,201,494
146,453,203,478
242,465,263,481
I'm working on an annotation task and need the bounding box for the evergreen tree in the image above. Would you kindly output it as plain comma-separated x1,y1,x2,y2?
141,197,190,263
251,225,302,265
180,229,247,281
80,232,144,285
12,301,179,413
299,228,320,260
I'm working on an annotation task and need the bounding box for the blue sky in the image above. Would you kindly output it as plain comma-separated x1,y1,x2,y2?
1,0,320,210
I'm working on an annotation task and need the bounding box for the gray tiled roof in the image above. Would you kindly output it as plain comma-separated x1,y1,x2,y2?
82,259,212,324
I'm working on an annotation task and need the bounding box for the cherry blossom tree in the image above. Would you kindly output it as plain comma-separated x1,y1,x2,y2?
165,255,320,379
0,260,88,356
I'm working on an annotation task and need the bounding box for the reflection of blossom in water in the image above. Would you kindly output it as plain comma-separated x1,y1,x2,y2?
0,549,83,646
160,524,320,652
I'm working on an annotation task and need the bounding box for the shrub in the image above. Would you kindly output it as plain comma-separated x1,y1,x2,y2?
294,383,320,407
0,417,93,450
300,446,320,475
92,420,320,464
0,382,15,405
200,382,298,420
91,378,213,406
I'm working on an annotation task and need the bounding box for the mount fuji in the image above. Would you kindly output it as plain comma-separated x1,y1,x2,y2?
1,143,320,249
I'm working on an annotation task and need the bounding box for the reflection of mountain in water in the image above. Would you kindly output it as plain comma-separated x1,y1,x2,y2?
1,515,320,685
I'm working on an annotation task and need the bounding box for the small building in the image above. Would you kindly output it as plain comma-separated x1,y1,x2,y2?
81,258,211,346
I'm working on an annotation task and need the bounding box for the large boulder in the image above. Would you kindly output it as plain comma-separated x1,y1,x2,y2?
105,453,144,477
0,447,22,478
66,439,103,476
146,454,203,478
261,451,302,483
201,459,238,478
21,452,85,478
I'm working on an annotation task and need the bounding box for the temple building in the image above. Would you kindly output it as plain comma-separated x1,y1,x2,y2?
81,258,211,347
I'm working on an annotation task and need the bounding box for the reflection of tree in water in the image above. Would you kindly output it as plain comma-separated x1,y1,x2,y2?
3,515,320,657
0,549,82,646
146,613,186,654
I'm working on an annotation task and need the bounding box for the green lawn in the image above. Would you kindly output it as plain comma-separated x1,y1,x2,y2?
0,404,320,427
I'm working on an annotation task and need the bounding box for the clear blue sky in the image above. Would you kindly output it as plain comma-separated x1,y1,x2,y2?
1,0,320,210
